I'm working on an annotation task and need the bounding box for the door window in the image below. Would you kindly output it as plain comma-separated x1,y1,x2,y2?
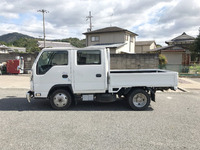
37,51,68,75
77,50,101,65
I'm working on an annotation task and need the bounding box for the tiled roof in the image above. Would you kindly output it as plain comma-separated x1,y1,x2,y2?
93,43,126,48
166,32,195,44
38,41,75,48
136,41,155,46
83,26,138,36
0,45,9,49
150,45,185,52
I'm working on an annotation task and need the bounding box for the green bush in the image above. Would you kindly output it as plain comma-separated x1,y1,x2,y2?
159,54,167,69
189,64,200,73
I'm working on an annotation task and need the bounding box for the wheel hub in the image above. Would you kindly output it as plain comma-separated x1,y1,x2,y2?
133,93,147,107
53,93,68,108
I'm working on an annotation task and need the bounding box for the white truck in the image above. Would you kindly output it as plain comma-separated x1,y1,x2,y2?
26,47,178,110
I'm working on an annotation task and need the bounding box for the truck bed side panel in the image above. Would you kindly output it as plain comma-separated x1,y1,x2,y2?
109,69,178,92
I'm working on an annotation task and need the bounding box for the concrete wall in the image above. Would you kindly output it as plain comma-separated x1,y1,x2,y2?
0,53,158,73
110,53,159,69
0,53,38,73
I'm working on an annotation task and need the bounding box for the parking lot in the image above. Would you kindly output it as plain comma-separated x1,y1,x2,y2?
0,75,200,150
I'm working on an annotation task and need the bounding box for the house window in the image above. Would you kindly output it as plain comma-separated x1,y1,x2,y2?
91,36,99,42
130,36,134,42
126,35,128,41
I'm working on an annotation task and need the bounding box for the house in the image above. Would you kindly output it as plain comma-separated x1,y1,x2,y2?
0,45,13,53
38,41,75,49
83,26,138,54
9,47,26,53
151,32,195,72
165,32,195,46
135,41,157,53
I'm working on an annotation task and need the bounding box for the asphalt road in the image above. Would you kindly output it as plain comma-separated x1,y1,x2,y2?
0,88,200,150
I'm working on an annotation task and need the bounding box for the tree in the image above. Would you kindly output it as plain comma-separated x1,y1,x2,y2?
191,34,200,62
0,41,7,45
156,44,162,48
11,38,40,53
61,38,86,48
159,54,167,69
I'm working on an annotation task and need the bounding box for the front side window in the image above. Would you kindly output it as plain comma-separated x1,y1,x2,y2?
77,50,101,65
37,51,68,75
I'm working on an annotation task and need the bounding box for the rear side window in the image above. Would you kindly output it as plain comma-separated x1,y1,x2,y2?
77,50,101,65
37,51,68,75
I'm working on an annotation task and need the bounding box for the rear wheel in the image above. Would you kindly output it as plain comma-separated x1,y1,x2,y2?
128,89,150,110
50,89,72,110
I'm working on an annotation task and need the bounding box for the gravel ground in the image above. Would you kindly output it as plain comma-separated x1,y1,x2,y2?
0,88,200,150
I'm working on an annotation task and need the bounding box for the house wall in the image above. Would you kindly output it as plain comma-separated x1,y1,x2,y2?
135,45,150,53
130,36,135,53
87,32,125,46
0,49,9,53
150,43,156,50
135,46,143,53
86,32,136,53
135,43,156,53
121,34,130,53
124,34,135,53
161,52,183,72
161,52,182,65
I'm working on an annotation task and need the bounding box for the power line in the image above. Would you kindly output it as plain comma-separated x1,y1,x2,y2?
37,9,49,48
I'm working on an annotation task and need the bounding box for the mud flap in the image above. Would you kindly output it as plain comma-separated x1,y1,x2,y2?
150,89,156,102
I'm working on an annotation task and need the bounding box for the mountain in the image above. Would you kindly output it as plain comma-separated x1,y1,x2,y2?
0,32,34,43
0,32,86,48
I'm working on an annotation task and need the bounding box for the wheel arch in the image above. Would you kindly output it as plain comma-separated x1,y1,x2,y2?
125,87,148,96
47,84,73,99
127,87,156,102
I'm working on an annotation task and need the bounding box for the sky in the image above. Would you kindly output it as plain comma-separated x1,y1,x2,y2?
0,0,200,46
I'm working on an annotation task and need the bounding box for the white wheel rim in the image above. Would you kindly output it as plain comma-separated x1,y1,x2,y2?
132,93,147,108
53,93,68,108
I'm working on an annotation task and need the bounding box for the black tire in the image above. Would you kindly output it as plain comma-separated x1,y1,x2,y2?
128,89,150,110
50,89,72,110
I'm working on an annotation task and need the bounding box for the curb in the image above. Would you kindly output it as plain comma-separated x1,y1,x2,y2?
178,87,188,92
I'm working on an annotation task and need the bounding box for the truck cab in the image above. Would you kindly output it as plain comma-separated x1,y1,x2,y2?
27,47,178,110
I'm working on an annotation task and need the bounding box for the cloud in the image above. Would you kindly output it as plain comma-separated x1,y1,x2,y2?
0,0,199,45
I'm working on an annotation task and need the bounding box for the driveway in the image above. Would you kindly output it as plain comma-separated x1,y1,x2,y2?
0,75,200,149
0,75,30,89
178,77,200,92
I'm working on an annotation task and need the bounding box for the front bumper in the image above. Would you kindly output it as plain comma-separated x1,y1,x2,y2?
26,91,34,103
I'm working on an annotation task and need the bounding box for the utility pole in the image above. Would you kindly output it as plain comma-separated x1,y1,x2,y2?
199,27,200,35
110,13,113,27
37,9,49,48
86,11,93,31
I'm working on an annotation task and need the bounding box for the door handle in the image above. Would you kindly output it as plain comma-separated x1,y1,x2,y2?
62,74,68,78
96,74,102,77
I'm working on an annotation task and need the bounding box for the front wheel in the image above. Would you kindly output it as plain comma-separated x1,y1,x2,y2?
50,90,72,110
128,89,150,110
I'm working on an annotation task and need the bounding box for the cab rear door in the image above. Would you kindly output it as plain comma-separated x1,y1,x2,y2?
73,49,107,93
